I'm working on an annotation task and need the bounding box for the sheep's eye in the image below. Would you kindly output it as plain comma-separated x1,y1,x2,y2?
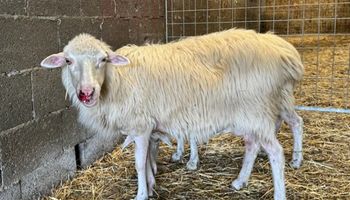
101,58,107,62
66,59,72,65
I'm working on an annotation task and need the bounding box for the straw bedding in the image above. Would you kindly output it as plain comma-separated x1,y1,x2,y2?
288,35,350,108
43,36,350,200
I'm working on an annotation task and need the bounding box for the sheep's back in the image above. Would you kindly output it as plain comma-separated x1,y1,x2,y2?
110,29,301,141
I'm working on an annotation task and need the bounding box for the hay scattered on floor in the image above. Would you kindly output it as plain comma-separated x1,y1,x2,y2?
43,111,350,200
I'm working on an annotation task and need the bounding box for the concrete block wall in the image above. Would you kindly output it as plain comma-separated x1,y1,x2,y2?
0,0,165,199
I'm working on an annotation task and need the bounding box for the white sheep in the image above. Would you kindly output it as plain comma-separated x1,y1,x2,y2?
40,28,304,200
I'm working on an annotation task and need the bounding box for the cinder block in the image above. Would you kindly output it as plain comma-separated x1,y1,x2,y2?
0,0,26,15
157,0,165,18
59,18,102,49
27,0,57,16
28,0,81,17
80,18,103,38
56,1,81,16
133,0,152,18
139,0,164,18
101,18,130,49
115,0,136,18
0,73,32,131
59,18,82,49
78,129,122,168
0,183,21,200
32,68,69,118
101,0,116,17
115,0,163,18
81,0,101,16
0,109,86,187
129,18,165,45
21,147,76,200
0,17,58,73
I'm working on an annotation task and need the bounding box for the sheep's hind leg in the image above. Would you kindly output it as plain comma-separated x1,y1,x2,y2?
186,136,199,170
275,116,283,134
259,116,283,158
172,134,184,162
282,110,303,169
231,135,260,190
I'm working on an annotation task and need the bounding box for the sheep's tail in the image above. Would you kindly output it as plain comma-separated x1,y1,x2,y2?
280,51,304,84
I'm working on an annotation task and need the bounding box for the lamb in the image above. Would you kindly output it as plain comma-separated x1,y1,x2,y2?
40,28,304,200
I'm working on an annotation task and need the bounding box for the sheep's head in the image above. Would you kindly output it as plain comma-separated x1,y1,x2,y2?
40,34,129,108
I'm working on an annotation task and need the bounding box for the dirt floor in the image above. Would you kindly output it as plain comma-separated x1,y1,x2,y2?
43,36,350,200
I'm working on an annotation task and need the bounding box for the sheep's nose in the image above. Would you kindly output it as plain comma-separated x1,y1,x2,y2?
78,88,95,102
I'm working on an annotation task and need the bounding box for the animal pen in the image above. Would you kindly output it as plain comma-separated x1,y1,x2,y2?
32,0,348,199
166,0,350,113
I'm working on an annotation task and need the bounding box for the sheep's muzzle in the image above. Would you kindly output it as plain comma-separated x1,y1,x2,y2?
78,89,95,104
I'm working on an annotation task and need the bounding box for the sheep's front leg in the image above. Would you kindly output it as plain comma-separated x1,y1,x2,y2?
186,136,199,170
134,132,151,200
261,137,286,200
232,135,260,190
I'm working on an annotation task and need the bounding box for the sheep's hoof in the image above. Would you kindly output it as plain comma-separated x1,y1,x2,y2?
147,179,155,197
134,194,148,200
186,160,198,170
231,179,247,190
289,159,302,169
171,152,182,162
148,189,153,197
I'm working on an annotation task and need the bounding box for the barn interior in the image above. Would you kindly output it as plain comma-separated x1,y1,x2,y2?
0,0,349,200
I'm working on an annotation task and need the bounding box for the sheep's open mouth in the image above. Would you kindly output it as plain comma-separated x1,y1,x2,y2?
81,98,97,107
78,93,97,107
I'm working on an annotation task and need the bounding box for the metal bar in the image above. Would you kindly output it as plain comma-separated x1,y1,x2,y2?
171,0,174,41
206,0,208,33
315,0,321,105
244,0,247,29
168,33,350,38
346,46,350,109
297,1,306,104
194,0,197,35
167,2,350,12
329,0,338,107
272,0,276,32
182,0,185,36
295,106,350,114
165,0,168,43
287,0,290,36
231,0,234,28
166,17,350,24
258,0,261,32
219,0,221,31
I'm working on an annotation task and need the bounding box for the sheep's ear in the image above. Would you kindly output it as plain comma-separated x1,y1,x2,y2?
108,52,130,66
40,52,66,68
